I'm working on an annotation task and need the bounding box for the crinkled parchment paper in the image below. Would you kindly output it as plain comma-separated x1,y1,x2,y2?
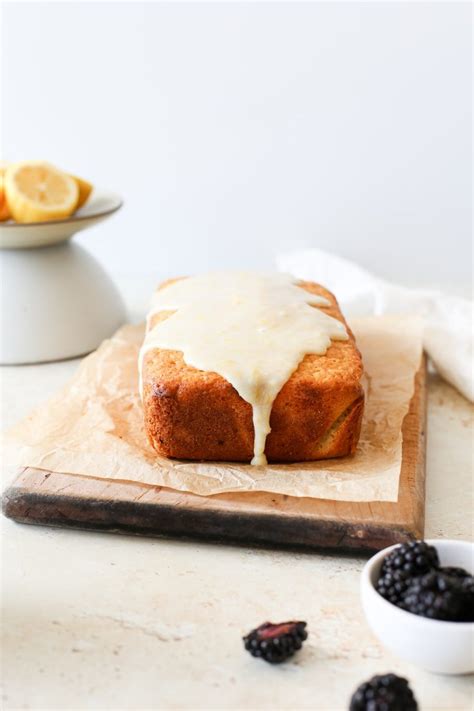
2,316,422,502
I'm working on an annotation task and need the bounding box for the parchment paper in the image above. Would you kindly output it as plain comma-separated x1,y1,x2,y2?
2,315,422,502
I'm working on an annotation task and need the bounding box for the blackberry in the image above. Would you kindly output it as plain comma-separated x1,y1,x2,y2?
440,566,471,580
349,673,418,711
460,575,474,595
243,621,307,664
401,571,474,622
376,540,439,605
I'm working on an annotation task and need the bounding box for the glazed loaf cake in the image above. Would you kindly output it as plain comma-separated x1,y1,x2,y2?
141,278,365,464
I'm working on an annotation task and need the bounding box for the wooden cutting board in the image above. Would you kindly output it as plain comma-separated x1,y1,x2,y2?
2,361,427,553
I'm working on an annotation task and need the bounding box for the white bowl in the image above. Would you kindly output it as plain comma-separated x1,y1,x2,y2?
0,242,126,364
361,539,474,675
0,188,122,249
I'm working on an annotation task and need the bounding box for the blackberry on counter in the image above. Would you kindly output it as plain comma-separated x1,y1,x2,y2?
349,673,418,711
401,571,474,622
243,621,307,664
376,540,439,605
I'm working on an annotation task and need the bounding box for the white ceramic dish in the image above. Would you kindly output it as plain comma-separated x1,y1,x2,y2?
0,188,122,249
0,242,126,364
361,539,474,675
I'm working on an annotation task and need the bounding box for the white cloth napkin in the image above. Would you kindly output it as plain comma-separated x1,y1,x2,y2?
277,247,473,402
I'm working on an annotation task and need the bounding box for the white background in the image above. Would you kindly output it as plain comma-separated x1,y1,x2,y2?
2,1,472,289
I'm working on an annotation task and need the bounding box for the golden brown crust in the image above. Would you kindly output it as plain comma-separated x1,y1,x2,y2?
142,280,364,463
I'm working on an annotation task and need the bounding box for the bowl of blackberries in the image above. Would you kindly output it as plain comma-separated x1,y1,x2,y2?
361,539,473,674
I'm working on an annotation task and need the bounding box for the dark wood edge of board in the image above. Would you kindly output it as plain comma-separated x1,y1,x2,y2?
2,484,418,553
2,359,427,553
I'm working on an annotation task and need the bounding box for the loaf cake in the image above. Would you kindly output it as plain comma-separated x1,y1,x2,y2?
140,275,364,464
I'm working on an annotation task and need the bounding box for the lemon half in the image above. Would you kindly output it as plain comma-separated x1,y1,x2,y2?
5,161,79,223
0,161,11,221
71,174,93,209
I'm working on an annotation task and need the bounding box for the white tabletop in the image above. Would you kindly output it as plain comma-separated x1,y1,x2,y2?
1,282,473,711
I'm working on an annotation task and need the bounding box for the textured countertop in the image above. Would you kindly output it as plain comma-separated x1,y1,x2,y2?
1,284,473,710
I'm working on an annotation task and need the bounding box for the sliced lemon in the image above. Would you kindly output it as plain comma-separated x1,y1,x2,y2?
0,162,11,221
4,161,79,223
71,174,93,209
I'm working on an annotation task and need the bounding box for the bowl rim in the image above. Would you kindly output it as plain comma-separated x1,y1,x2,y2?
362,538,474,629
0,189,123,229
